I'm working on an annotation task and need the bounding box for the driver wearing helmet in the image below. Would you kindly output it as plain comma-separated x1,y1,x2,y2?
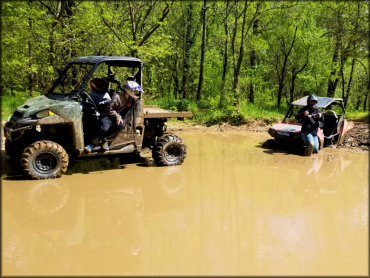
295,94,324,156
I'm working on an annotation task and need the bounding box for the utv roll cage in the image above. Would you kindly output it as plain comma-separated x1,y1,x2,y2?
47,56,143,98
283,96,346,122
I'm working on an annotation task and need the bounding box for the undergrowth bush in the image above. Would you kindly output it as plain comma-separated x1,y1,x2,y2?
1,91,40,119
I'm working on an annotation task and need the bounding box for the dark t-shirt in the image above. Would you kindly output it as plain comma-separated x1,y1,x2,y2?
295,105,323,135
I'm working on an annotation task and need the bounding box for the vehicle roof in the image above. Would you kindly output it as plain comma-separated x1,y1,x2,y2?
292,96,343,108
71,56,142,67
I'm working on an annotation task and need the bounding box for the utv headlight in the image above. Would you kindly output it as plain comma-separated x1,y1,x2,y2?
36,110,55,118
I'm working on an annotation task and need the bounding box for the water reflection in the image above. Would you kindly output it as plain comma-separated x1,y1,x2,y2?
160,167,185,196
26,180,70,216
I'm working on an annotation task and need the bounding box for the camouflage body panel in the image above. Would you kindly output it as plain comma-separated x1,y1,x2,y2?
7,95,84,150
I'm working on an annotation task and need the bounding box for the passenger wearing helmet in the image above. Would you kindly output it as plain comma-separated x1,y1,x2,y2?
295,94,324,156
84,78,112,153
108,80,144,130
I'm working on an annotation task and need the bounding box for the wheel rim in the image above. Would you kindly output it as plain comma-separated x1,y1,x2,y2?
33,152,58,174
164,144,182,162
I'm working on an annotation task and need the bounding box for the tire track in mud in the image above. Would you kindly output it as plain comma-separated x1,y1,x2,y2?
327,121,369,152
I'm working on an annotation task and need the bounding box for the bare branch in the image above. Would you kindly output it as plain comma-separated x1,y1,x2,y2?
286,26,298,58
242,3,260,44
258,1,298,17
138,0,174,47
140,0,158,33
100,6,133,52
128,0,137,41
35,0,56,17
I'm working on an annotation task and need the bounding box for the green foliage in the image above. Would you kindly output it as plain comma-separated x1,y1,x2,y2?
1,91,40,119
1,1,368,125
346,110,370,121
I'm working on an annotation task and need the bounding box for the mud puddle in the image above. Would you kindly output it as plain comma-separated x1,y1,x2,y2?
1,132,368,276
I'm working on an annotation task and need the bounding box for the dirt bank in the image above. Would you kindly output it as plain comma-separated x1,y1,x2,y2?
328,120,369,152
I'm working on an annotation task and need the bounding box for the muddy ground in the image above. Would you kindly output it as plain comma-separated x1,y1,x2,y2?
166,119,369,152
1,119,369,153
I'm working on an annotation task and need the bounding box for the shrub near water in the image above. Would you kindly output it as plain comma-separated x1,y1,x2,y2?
1,92,40,119
346,110,370,121
145,97,288,126
3,93,367,125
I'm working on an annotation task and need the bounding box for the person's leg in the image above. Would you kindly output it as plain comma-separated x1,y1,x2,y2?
312,135,319,153
84,117,101,153
301,132,307,146
100,116,112,134
303,132,315,156
99,116,112,151
85,117,112,152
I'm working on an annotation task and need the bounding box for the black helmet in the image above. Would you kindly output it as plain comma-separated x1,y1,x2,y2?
307,94,319,105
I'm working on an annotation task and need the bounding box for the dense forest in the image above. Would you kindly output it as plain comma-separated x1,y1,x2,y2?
1,0,369,123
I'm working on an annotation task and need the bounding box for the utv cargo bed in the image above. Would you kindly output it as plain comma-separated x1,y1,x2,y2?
143,105,193,119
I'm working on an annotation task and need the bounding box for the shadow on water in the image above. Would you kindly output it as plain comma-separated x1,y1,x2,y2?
257,141,304,156
1,150,154,180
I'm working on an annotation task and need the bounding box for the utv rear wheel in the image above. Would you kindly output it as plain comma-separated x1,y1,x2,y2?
153,134,186,166
21,140,69,180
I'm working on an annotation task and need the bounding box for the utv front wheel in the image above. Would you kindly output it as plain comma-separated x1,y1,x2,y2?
153,134,186,166
21,140,69,179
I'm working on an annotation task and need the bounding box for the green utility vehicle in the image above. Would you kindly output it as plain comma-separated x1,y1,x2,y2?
4,56,192,179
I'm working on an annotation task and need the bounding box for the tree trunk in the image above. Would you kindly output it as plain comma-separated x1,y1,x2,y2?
344,4,360,108
220,0,231,108
355,96,361,110
327,46,340,97
277,57,289,106
364,90,369,111
181,2,194,99
290,66,296,103
248,3,259,103
340,64,345,100
28,0,34,96
172,55,179,99
219,10,229,107
232,0,248,112
47,0,63,67
248,49,256,103
196,0,207,101
277,26,298,106
327,10,343,98
277,79,285,106
48,22,56,67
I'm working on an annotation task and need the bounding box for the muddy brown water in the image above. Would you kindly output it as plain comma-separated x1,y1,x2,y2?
1,132,368,276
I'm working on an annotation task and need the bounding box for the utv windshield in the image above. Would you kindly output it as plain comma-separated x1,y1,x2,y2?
48,63,94,95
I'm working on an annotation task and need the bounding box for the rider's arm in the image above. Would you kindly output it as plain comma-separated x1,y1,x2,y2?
107,95,122,123
314,108,324,122
295,106,307,121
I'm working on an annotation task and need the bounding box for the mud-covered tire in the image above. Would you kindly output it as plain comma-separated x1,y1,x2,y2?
21,140,69,180
153,134,187,166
